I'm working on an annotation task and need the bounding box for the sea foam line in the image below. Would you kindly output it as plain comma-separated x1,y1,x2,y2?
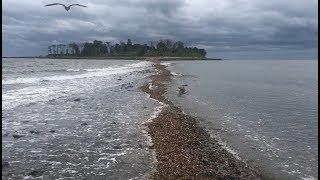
3,61,150,85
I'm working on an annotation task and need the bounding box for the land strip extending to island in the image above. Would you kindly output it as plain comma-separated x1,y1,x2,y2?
140,58,261,179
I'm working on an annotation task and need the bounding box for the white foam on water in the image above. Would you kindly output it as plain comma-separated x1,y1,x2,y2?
108,152,127,157
141,68,168,164
160,62,171,66
212,136,242,161
171,71,181,76
148,82,157,90
66,68,82,72
301,176,318,180
3,61,150,85
142,90,167,125
2,77,39,85
2,61,151,110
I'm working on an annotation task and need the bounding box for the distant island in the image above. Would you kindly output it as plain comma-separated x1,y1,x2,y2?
44,39,221,60
2,39,222,60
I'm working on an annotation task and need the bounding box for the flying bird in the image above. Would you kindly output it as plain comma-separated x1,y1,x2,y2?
44,3,87,11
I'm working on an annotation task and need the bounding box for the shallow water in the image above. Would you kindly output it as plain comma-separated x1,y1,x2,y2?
2,58,158,179
165,60,318,180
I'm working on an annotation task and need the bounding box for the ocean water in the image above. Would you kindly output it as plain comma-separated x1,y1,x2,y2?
2,58,158,179
166,60,318,180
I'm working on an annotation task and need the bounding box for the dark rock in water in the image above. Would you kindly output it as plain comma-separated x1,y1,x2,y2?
74,98,81,102
2,161,10,168
49,130,56,133
178,86,186,95
121,82,134,89
28,170,42,177
111,121,116,124
81,122,88,126
182,84,188,86
143,106,148,109
29,130,40,135
113,145,122,149
117,77,122,80
41,79,49,83
138,69,153,74
12,134,24,139
26,102,37,107
48,99,56,104
137,144,144,149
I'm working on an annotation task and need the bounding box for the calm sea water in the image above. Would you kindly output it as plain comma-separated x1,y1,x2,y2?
2,58,158,179
166,60,318,180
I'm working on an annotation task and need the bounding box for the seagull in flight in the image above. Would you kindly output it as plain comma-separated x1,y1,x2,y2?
45,3,87,11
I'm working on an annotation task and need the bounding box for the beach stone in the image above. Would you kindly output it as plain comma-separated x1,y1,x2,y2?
12,134,24,139
202,170,217,177
126,84,133,89
224,175,237,180
139,69,152,74
81,122,88,126
178,86,186,95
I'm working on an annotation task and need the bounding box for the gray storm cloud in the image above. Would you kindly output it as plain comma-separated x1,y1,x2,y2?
2,0,318,59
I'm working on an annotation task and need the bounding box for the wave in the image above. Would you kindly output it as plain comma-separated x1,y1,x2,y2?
2,61,151,110
171,72,182,76
2,61,150,85
160,62,171,66
66,69,82,72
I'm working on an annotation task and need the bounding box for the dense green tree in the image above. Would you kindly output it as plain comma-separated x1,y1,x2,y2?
47,39,207,58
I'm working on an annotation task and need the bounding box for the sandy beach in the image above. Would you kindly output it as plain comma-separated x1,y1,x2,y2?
140,58,261,179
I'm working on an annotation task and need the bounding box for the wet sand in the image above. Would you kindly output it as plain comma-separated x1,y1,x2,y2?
141,59,261,179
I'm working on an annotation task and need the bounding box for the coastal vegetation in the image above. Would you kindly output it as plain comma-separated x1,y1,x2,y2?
47,39,206,58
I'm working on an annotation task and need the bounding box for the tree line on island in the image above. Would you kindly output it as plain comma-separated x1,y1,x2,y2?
47,39,206,58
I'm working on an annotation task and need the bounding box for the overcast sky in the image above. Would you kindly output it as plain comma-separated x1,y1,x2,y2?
2,0,318,59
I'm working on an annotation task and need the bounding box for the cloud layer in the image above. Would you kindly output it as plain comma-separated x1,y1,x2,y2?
2,0,318,59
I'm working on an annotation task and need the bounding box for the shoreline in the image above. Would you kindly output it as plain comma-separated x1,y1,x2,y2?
140,58,261,179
